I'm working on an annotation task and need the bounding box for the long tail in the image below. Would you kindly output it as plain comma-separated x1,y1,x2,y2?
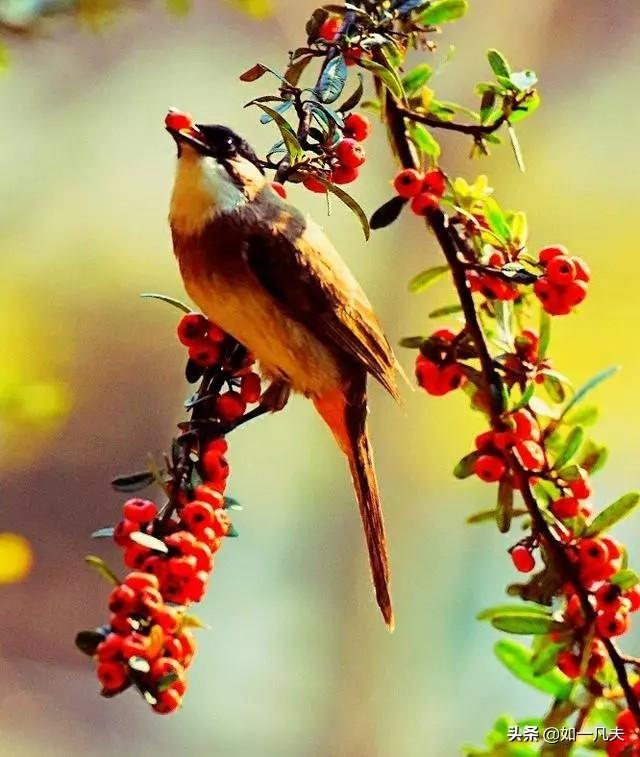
313,372,393,630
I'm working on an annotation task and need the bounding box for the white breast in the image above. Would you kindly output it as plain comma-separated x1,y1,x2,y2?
169,148,247,236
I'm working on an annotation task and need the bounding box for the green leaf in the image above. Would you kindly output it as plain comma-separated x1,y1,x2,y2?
75,629,105,656
399,336,424,349
538,310,551,360
577,439,608,474
128,656,151,674
553,426,584,470
140,293,191,313
85,555,120,586
166,0,191,15
253,104,303,161
509,90,541,124
483,198,510,241
91,527,115,539
531,643,562,676
408,264,449,294
429,304,463,319
562,404,599,427
402,63,433,96
585,492,640,536
407,122,441,158
507,126,525,172
561,366,620,418
370,196,407,230
494,639,573,699
454,450,480,479
491,614,557,635
317,54,348,104
337,73,365,113
240,63,282,82
355,57,405,102
611,569,640,590
419,0,469,25
543,374,565,404
477,604,551,621
487,49,511,78
496,479,514,533
111,470,155,493
130,532,169,554
509,211,528,247
157,672,180,692
315,177,370,240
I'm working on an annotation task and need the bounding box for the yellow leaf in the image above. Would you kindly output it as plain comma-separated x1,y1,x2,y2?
421,86,434,111
0,533,33,583
227,0,273,19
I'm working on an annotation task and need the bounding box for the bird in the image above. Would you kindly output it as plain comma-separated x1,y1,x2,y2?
166,110,401,628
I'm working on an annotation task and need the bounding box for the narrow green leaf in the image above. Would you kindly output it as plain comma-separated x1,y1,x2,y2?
496,479,514,533
531,643,562,676
611,569,640,590
402,63,433,96
494,639,573,699
356,57,405,101
553,427,584,470
419,0,469,25
538,310,551,360
577,439,608,474
130,532,169,554
85,555,120,586
477,604,551,621
509,90,541,124
562,404,598,427
75,630,105,656
399,336,424,349
408,264,449,294
429,304,463,319
370,196,407,230
561,366,620,417
407,122,441,157
454,450,480,479
337,73,365,113
487,49,511,78
585,492,640,536
491,614,557,635
483,198,510,241
111,470,155,493
140,293,191,313
91,527,115,539
317,54,348,104
253,104,303,161
507,126,525,172
315,177,370,239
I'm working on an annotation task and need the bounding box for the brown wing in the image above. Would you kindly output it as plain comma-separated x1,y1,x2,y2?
242,203,399,399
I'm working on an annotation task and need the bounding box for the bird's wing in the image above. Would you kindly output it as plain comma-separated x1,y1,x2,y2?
241,206,400,399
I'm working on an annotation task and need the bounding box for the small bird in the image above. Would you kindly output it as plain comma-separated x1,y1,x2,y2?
166,110,401,628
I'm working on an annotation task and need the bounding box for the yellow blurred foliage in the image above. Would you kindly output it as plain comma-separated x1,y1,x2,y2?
227,0,273,19
0,532,33,583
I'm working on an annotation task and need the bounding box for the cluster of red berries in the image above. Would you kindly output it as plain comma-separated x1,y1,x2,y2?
533,245,591,315
177,312,262,422
414,329,467,396
501,330,552,388
393,167,446,216
317,16,367,66
95,570,195,713
467,251,519,302
610,701,640,755
473,409,545,484
304,112,371,192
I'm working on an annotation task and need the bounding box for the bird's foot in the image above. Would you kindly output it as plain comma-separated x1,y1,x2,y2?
260,380,291,413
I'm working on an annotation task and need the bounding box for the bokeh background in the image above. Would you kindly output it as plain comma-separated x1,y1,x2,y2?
1,1,640,754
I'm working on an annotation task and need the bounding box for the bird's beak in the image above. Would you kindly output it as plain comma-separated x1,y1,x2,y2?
166,125,209,155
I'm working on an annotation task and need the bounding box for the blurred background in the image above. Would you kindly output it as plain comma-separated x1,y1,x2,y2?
1,1,640,754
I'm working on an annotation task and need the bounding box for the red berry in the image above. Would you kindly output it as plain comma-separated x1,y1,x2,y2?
201,448,229,484
318,17,341,41
393,169,424,199
411,192,440,216
567,468,591,500
440,363,466,392
206,322,226,343
578,538,609,570
188,339,220,367
97,661,128,692
343,112,371,142
415,356,445,396
192,484,224,509
270,182,287,199
96,633,125,662
335,139,366,169
514,440,545,472
546,255,576,285
596,610,629,638
165,110,193,132
511,545,535,573
164,530,197,553
187,540,214,572
153,688,183,714
345,47,365,66
152,607,180,634
240,372,262,403
182,501,215,531
185,570,209,602
121,632,151,660
431,328,456,342
331,165,360,184
474,454,506,483
108,585,138,615
113,518,138,547
422,169,446,197
123,498,158,524
217,392,246,421
556,650,581,679
211,509,232,537
511,410,540,441
626,586,640,612
177,313,209,346
566,279,588,306
303,175,327,193
572,256,591,283
475,431,494,451
595,583,628,614
124,571,159,593
539,245,567,265
168,555,198,579
151,656,185,683
550,496,580,520
123,544,151,570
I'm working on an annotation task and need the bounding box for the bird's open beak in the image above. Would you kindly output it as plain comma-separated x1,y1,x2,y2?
166,124,209,155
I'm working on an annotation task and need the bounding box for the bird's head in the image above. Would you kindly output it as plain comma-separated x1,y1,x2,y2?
166,108,267,236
